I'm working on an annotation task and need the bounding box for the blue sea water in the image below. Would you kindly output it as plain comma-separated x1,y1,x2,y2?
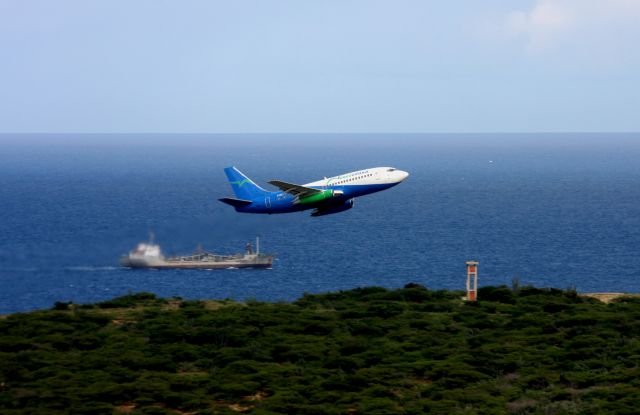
1,133,639,314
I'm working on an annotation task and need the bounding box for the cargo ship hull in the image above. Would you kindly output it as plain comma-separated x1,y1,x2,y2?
121,257,272,269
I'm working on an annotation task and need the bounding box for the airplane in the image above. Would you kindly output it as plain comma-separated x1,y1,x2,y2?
219,166,409,216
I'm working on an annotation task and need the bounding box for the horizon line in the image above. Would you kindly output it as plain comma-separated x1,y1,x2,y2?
1,131,639,135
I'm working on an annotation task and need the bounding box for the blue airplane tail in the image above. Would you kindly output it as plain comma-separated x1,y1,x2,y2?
224,166,268,200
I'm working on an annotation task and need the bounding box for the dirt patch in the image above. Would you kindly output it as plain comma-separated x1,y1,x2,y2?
244,391,268,401
579,293,640,303
164,300,183,310
115,403,136,413
229,403,252,412
203,300,239,310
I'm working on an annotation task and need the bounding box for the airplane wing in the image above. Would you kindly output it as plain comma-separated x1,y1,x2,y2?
219,197,252,208
268,180,323,198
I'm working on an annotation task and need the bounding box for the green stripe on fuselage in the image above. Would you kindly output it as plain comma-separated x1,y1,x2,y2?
297,189,334,205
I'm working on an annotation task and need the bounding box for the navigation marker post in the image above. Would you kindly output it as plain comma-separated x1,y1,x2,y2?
465,261,479,301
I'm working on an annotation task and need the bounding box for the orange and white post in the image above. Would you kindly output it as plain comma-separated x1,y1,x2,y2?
466,261,479,301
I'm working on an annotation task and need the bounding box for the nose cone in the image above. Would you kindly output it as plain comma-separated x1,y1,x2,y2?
397,170,409,182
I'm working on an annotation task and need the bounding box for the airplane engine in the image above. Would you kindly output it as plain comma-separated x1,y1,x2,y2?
311,199,354,216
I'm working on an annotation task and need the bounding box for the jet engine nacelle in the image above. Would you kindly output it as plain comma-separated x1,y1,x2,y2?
311,198,354,216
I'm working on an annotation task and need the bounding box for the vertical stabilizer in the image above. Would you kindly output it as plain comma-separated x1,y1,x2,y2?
224,166,268,199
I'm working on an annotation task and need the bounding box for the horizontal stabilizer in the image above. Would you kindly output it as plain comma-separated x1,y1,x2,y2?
219,197,253,208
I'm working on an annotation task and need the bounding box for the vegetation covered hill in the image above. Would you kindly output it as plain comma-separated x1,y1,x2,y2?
2,285,640,414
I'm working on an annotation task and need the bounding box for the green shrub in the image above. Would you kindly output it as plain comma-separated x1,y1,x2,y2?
52,301,72,311
97,292,157,308
479,285,515,304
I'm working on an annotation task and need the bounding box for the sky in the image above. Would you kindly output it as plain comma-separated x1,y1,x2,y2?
0,0,639,133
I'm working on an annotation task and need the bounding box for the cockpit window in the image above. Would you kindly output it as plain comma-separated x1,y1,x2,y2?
387,168,396,172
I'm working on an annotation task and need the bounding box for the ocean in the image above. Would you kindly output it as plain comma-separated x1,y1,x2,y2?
1,133,639,314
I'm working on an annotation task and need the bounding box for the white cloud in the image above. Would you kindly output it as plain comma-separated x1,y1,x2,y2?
508,2,573,51
507,0,640,56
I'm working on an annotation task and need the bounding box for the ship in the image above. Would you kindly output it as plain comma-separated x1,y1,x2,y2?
120,236,273,269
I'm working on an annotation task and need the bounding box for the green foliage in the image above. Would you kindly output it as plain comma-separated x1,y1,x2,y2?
52,301,72,311
2,286,640,414
96,292,160,308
